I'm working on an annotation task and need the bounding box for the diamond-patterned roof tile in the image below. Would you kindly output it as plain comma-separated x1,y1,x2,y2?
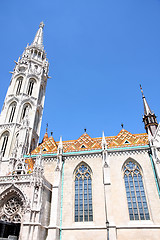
31,129,148,155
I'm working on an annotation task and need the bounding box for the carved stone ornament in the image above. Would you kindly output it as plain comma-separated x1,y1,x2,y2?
0,186,26,223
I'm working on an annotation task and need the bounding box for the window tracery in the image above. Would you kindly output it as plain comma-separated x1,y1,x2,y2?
123,160,150,220
4,197,20,216
0,196,22,223
74,163,93,222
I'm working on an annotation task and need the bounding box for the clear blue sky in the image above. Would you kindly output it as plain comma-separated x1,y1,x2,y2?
0,0,160,142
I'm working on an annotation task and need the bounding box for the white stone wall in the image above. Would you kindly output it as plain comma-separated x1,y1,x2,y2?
44,149,160,240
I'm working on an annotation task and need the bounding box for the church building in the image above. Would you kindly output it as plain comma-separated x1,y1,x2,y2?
0,23,160,240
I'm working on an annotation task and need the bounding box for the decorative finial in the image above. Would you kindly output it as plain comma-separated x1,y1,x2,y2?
51,131,53,136
84,128,86,133
140,84,144,97
39,21,45,29
46,123,48,132
121,123,124,129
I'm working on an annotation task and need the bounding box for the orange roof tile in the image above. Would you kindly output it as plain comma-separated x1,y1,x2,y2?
31,129,149,155
25,158,35,173
43,131,49,142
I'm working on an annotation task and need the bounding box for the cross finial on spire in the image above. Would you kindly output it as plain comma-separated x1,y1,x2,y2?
121,123,124,129
140,84,144,97
84,128,86,133
46,123,48,132
39,21,44,29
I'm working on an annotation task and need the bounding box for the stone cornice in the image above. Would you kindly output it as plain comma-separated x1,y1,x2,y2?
26,145,150,162
0,174,32,184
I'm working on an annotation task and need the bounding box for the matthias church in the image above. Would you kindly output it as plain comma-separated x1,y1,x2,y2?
0,23,160,240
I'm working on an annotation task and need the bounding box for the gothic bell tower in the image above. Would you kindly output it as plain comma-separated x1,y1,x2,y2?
0,22,49,159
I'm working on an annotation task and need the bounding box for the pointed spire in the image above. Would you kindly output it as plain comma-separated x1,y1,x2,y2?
32,22,44,48
102,131,107,150
43,123,48,142
58,136,63,151
140,85,158,136
140,85,152,115
57,136,63,156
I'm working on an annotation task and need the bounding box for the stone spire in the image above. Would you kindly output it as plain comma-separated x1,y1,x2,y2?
102,131,107,150
57,136,63,155
32,22,44,48
140,85,158,136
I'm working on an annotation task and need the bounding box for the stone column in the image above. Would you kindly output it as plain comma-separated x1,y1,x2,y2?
103,159,117,240
47,167,62,240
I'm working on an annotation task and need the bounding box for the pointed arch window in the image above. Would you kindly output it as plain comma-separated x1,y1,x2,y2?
1,132,9,157
8,102,16,123
75,163,93,222
16,77,23,95
27,79,35,96
34,110,39,132
38,85,43,104
21,104,30,120
123,161,150,220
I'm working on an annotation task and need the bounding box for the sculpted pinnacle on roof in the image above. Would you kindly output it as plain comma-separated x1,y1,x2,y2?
32,21,45,48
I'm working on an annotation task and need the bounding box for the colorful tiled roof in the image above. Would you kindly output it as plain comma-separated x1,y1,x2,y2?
31,129,149,155
25,158,35,173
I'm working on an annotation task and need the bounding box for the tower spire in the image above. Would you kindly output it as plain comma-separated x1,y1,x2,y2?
32,22,44,48
140,85,158,136
140,85,152,115
0,22,49,159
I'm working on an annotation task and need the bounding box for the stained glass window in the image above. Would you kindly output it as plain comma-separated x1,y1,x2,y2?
75,163,93,222
123,161,150,220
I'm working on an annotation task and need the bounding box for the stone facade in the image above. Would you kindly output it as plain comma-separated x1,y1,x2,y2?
0,23,160,240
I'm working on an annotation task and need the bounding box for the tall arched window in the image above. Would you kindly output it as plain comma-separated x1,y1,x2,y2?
38,85,43,104
16,77,23,95
8,102,16,123
1,131,9,157
27,79,35,96
21,104,30,121
31,138,36,152
123,161,150,220
34,111,39,132
74,163,93,222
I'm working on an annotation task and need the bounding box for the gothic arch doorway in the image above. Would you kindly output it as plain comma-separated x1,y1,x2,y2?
0,187,25,239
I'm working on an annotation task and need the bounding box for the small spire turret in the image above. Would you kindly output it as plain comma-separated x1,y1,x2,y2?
140,85,158,136
58,136,63,153
43,124,49,142
102,131,107,150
